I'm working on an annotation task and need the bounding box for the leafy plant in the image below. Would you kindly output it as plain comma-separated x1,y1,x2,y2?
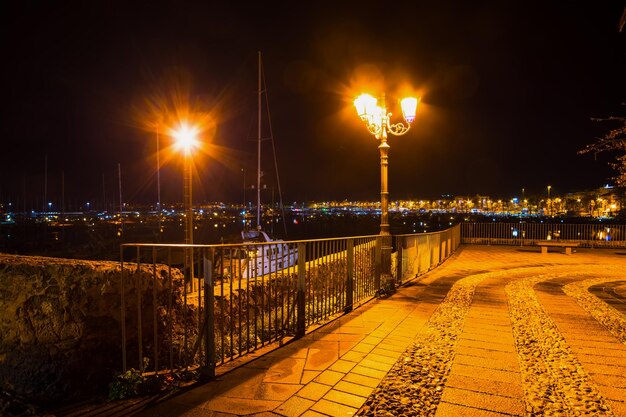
108,368,144,401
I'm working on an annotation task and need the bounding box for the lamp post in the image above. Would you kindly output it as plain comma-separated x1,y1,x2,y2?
241,168,247,229
547,185,552,216
354,93,418,285
172,123,199,283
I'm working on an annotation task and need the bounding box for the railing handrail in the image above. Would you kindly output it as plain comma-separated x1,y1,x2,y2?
121,225,461,249
120,233,381,249
394,224,459,238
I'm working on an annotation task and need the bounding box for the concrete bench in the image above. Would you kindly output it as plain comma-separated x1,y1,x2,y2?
536,240,580,255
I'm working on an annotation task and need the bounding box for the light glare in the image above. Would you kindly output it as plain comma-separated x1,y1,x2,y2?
171,123,199,153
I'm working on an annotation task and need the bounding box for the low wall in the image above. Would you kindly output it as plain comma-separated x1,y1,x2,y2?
0,254,187,405
394,225,461,282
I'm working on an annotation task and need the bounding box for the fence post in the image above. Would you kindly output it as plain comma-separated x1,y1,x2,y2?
152,247,159,374
395,236,403,285
136,246,143,372
201,252,215,379
345,239,354,313
374,236,382,292
120,245,127,373
296,242,306,338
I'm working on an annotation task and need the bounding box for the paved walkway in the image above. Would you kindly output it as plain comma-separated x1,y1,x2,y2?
136,245,626,417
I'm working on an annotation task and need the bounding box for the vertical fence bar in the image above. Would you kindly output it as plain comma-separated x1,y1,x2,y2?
266,246,271,343
183,246,188,368
327,239,331,315
374,236,383,291
203,252,215,378
152,247,158,374
271,245,275,341
280,245,285,341
252,248,258,351
359,238,364,302
329,240,340,314
120,246,126,372
354,239,360,303
136,246,143,372
229,247,234,358
167,248,173,371
315,240,320,322
296,242,306,338
242,249,250,353
327,240,332,317
359,238,364,300
219,249,225,364
396,236,403,284
261,247,266,347
323,240,328,319
338,239,343,313
196,248,202,365
236,248,241,355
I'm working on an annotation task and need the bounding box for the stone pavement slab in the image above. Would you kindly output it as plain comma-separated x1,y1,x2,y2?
435,273,523,417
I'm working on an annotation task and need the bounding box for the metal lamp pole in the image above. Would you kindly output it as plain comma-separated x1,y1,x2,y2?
172,123,199,288
547,185,552,216
354,93,418,287
183,152,193,247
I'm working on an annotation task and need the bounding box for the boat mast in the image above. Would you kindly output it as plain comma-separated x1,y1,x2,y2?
256,51,262,231
44,154,47,213
118,163,124,237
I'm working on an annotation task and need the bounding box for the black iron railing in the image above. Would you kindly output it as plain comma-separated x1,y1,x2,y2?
118,225,461,376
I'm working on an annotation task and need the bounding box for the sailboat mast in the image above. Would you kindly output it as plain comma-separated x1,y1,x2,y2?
256,51,262,230
44,154,47,212
118,163,124,237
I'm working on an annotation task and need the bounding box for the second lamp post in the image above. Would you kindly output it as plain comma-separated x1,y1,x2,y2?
172,122,200,286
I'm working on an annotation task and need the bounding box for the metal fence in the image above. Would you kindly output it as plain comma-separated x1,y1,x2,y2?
461,222,626,248
118,226,460,376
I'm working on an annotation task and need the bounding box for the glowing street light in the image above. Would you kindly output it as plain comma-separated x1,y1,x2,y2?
172,123,200,155
354,92,419,284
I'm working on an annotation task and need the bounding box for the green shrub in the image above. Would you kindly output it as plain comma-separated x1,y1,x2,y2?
108,368,144,400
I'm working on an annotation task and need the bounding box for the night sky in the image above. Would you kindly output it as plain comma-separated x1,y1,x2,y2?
1,2,625,209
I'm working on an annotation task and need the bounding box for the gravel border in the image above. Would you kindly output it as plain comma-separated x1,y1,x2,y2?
506,272,614,417
563,274,626,344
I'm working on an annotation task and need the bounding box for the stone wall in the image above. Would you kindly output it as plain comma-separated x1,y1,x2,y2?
0,254,187,405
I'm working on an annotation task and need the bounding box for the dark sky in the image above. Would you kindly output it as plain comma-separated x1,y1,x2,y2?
1,1,625,209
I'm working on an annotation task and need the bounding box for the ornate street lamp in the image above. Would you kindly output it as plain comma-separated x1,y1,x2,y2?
354,93,418,283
